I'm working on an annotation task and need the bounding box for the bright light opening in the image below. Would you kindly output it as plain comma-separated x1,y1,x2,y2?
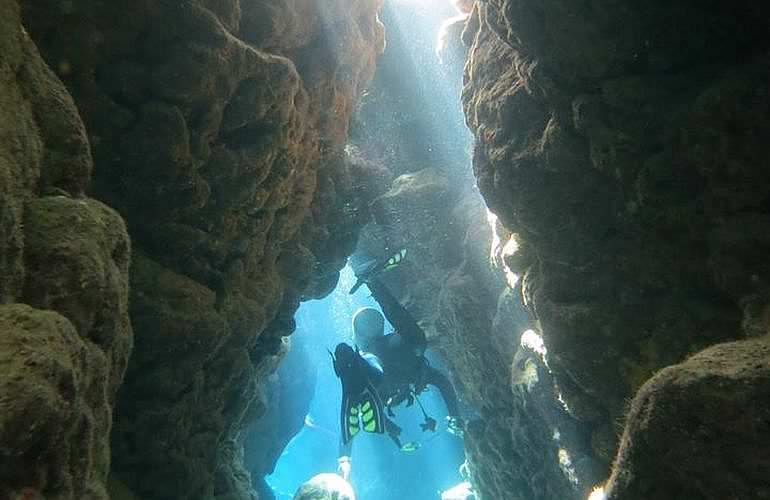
588,486,607,500
487,210,502,266
520,329,547,362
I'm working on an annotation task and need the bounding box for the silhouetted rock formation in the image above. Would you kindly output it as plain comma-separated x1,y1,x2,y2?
5,0,770,497
21,0,385,498
0,1,131,497
463,0,770,497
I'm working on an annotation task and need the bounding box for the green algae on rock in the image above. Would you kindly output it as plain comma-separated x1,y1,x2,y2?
0,1,133,497
23,196,132,392
605,335,770,500
0,305,111,499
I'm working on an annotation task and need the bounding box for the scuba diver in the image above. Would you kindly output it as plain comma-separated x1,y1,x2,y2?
333,250,464,478
331,342,405,479
331,342,405,446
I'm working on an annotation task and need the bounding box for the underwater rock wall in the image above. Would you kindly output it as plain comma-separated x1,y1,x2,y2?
351,5,598,498
463,0,770,497
22,0,385,498
0,0,132,497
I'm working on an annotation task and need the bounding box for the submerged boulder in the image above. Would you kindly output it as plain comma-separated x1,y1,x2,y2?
0,305,108,499
605,335,770,499
292,474,356,500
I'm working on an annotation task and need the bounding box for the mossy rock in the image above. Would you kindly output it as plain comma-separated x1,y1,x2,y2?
606,335,770,499
22,195,132,394
0,304,110,499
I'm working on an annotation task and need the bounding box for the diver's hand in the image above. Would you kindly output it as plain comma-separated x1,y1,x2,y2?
337,456,351,480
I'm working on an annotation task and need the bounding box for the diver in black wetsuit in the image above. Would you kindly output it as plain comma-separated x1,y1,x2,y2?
333,258,464,478
354,277,462,426
332,343,405,479
333,340,407,480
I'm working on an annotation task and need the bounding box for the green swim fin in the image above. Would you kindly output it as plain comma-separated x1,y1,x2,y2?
349,249,407,294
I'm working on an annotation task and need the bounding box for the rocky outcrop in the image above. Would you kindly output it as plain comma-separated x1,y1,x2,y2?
605,334,770,500
463,0,770,497
23,0,385,498
0,1,132,497
243,339,318,500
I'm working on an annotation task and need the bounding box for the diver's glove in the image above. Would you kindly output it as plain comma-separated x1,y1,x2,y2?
337,456,351,480
420,416,437,432
446,416,465,438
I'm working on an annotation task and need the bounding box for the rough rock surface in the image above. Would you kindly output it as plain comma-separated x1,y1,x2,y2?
0,1,132,497
605,334,770,500
462,0,770,497
23,0,385,498
351,4,600,498
243,339,318,500
0,305,109,499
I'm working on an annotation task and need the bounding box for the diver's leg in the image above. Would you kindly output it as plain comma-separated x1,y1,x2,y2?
384,417,403,449
424,366,460,417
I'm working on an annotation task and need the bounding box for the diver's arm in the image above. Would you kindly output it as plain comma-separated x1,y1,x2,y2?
366,278,426,348
423,366,460,417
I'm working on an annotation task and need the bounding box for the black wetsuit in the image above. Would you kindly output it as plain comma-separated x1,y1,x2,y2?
336,348,403,457
366,278,460,418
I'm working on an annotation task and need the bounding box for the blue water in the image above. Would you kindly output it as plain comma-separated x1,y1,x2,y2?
266,266,465,500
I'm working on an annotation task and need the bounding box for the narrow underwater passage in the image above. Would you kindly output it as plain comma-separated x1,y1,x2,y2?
261,0,484,498
7,0,769,498
265,266,466,500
